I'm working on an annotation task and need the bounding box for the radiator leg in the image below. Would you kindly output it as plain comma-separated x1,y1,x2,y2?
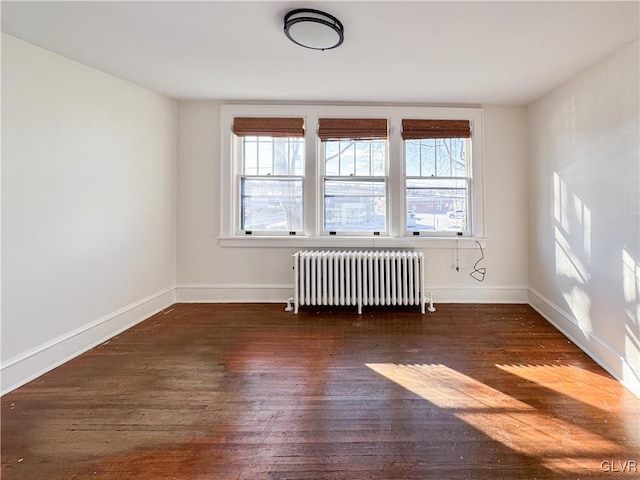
285,297,294,312
427,292,436,313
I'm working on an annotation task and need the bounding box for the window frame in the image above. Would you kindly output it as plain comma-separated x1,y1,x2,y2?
235,134,306,236
220,104,484,248
404,136,473,237
320,135,389,237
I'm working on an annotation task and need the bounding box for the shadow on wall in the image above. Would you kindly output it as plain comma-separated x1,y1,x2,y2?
553,170,592,337
552,169,640,390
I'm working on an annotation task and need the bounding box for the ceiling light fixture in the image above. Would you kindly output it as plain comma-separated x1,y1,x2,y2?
283,8,344,51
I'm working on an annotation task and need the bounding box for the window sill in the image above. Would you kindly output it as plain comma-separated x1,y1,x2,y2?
217,235,487,249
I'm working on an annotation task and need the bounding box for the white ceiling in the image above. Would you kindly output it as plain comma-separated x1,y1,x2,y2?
2,1,638,105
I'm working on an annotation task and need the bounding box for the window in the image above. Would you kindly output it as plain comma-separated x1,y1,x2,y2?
403,119,472,235
220,105,484,247
233,117,305,234
319,118,388,234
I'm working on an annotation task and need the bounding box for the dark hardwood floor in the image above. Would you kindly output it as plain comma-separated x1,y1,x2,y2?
2,303,639,479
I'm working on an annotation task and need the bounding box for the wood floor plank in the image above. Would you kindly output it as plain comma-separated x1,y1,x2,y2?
2,303,639,479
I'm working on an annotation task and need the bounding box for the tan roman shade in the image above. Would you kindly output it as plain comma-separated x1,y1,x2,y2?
318,118,388,141
232,117,305,138
401,119,471,140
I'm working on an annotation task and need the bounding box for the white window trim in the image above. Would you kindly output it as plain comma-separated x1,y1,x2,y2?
220,104,485,248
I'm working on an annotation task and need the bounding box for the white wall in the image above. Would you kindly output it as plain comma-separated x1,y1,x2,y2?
1,34,178,393
176,102,529,303
528,40,640,396
177,101,299,302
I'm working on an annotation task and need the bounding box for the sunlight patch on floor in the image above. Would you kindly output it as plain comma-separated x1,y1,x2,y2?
496,363,619,411
366,363,623,466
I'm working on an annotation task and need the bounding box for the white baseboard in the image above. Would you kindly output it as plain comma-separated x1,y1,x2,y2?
427,285,529,304
176,283,529,304
528,288,640,398
1,287,176,395
176,283,293,303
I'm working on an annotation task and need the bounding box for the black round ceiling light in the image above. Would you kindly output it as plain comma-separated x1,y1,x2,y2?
283,8,344,51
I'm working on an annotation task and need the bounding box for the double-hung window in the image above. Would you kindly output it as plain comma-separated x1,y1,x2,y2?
319,118,388,235
233,117,305,234
221,105,483,245
403,119,472,235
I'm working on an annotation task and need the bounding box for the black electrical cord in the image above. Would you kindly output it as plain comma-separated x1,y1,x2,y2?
470,240,486,282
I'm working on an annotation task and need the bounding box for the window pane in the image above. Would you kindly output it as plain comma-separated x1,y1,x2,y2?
406,178,468,232
272,138,289,175
243,137,258,175
443,138,467,177
325,141,340,175
324,179,386,231
241,178,303,231
258,138,273,175
289,138,305,175
405,141,420,176
421,140,436,176
339,143,355,176
355,141,371,176
325,139,386,177
434,139,450,176
405,138,467,178
371,140,385,176
244,137,304,176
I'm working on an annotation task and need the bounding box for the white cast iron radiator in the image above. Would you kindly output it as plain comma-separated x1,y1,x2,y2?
293,250,425,314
